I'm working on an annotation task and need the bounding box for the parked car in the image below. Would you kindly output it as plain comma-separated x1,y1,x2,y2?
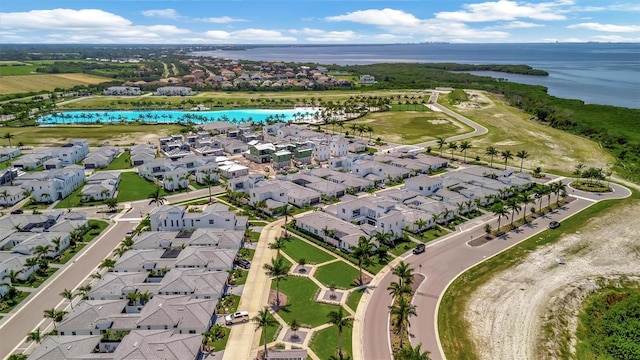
10,209,23,215
225,311,250,325
236,259,251,269
549,221,561,229
413,243,426,255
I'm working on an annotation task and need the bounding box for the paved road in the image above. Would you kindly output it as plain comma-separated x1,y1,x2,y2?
361,180,631,360
385,91,488,153
0,187,217,359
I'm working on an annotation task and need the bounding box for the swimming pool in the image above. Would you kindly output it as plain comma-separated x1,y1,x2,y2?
38,109,318,125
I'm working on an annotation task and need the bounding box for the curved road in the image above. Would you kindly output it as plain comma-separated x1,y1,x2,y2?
360,179,631,360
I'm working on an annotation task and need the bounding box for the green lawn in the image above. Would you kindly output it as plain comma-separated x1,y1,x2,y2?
314,261,360,289
55,243,87,264
86,220,109,241
217,294,241,315
207,327,231,352
104,151,132,170
413,226,450,243
116,172,168,202
20,268,58,288
53,183,87,209
282,237,336,264
258,311,281,346
0,290,29,313
389,240,418,257
274,276,340,327
237,248,255,261
230,269,248,286
310,323,353,360
352,110,471,145
346,289,366,312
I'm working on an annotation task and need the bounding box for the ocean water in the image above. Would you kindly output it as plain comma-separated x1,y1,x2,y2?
38,109,316,125
190,43,640,108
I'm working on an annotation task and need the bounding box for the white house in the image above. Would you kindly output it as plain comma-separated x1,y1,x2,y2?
150,204,248,231
162,168,190,192
0,186,26,207
15,165,85,203
404,175,444,196
81,171,121,202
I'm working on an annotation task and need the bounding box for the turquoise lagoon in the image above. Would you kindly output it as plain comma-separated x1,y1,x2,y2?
38,109,318,125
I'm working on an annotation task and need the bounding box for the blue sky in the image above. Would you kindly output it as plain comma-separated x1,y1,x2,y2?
1,0,639,44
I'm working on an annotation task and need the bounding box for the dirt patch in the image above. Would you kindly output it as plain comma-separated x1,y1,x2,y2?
464,201,640,360
268,290,288,309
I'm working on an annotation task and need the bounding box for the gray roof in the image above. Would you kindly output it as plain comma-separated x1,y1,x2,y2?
27,335,103,360
113,330,203,360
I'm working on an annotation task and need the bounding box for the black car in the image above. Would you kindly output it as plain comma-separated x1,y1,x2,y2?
236,259,251,269
549,221,561,229
413,243,426,255
10,209,24,214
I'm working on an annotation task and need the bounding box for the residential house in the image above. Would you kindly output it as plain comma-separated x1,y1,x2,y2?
226,173,264,193
81,171,121,202
150,204,248,231
103,86,142,96
130,144,156,166
294,212,367,251
0,186,26,206
0,147,21,162
218,162,249,179
26,335,103,360
155,86,194,96
15,165,85,203
162,168,190,192
335,196,405,238
83,146,119,169
404,175,444,196
112,330,203,360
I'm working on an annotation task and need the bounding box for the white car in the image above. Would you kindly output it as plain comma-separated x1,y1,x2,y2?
225,311,249,325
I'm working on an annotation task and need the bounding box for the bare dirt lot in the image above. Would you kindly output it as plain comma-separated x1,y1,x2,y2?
464,200,640,360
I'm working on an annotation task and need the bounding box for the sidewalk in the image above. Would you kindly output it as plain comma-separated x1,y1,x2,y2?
223,219,282,360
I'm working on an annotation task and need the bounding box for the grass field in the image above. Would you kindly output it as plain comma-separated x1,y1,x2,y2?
441,91,615,176
4,124,180,146
438,196,635,360
281,237,336,264
116,172,168,203
314,261,361,289
0,64,39,76
310,323,353,360
0,73,111,95
105,151,132,170
274,276,340,327
346,288,366,312
352,110,471,144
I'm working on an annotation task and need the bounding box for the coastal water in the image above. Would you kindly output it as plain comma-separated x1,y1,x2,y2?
190,43,640,108
38,109,316,125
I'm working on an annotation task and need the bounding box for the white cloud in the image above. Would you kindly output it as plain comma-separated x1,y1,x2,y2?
205,29,297,43
141,9,179,19
326,8,421,26
0,8,191,43
200,16,244,24
591,34,640,42
568,22,640,33
435,0,569,22
1,8,131,30
502,21,545,28
291,28,358,42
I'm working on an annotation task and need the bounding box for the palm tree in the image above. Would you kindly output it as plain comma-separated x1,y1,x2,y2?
43,308,67,329
552,182,567,204
279,205,294,238
520,194,534,223
290,319,301,339
34,244,51,260
414,218,427,233
436,137,447,158
60,289,75,309
3,132,15,148
485,146,498,168
99,258,116,271
397,342,432,360
506,198,521,227
126,291,140,306
387,280,412,300
327,307,353,359
516,150,530,172
203,173,217,203
26,328,43,344
254,307,278,359
389,296,418,349
448,142,458,161
263,256,288,307
352,236,373,285
392,261,414,289
500,150,513,170
459,140,472,163
270,236,287,255
491,203,508,231
76,284,92,300
147,188,166,207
